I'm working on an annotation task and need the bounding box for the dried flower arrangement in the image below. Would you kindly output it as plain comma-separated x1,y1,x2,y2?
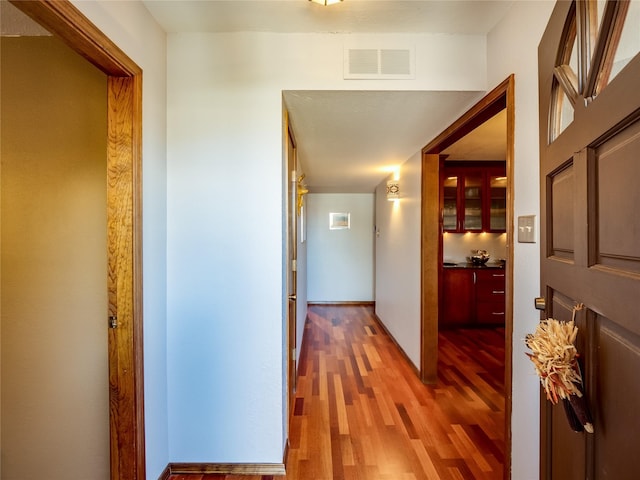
525,305,594,433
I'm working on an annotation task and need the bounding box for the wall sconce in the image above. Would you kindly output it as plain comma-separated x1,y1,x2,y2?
386,180,400,201
297,174,309,215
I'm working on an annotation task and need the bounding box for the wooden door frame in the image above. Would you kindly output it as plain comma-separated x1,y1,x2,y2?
285,110,298,423
9,2,145,479
420,75,515,478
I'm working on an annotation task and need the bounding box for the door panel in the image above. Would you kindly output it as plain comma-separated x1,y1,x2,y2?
542,289,587,480
548,160,575,261
595,317,640,479
595,121,640,274
539,2,640,478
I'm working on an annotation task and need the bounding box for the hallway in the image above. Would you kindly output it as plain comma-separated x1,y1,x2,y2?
171,303,505,480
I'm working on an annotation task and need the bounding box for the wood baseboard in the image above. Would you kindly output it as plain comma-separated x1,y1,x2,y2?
157,464,171,480
160,462,286,478
307,301,375,306
283,439,290,466
372,313,420,378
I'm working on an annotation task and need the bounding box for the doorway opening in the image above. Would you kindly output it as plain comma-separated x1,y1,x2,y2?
421,75,515,478
5,2,145,479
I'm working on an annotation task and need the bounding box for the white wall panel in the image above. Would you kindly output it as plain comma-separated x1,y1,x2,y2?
307,194,375,302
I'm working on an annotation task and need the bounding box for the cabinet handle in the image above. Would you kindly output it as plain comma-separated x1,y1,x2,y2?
492,273,505,278
473,272,477,284
492,290,505,294
492,312,505,316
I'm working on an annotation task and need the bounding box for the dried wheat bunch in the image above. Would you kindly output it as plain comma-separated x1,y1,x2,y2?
525,319,582,404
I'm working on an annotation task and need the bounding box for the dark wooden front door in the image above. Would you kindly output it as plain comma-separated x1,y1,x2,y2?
538,1,640,478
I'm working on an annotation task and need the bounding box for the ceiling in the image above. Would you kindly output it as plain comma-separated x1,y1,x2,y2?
283,90,503,193
142,0,512,193
142,0,514,35
3,0,511,193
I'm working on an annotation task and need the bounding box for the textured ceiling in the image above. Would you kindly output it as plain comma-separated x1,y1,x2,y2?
284,90,489,192
3,0,511,193
143,0,513,35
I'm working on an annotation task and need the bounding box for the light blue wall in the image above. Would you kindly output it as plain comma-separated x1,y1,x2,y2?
307,194,375,302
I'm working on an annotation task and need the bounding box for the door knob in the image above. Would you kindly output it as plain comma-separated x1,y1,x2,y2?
534,297,546,311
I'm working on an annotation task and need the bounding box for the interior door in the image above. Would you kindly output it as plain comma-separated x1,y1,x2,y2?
286,121,298,418
538,1,640,478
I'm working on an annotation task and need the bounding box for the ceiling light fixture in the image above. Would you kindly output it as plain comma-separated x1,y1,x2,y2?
309,0,343,6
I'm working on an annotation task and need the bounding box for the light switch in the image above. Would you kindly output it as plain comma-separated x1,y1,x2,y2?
518,215,536,243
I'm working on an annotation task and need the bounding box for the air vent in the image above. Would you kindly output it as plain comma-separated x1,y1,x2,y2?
344,47,414,79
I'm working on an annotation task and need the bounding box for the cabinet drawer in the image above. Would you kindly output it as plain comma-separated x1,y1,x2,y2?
476,302,506,325
476,284,505,299
475,270,505,283
475,270,505,298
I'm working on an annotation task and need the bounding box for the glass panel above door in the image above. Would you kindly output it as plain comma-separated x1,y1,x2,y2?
608,0,640,84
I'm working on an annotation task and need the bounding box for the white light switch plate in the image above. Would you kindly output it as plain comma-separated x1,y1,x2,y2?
517,215,536,243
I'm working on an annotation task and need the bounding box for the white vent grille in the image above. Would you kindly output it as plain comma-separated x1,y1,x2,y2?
344,47,414,79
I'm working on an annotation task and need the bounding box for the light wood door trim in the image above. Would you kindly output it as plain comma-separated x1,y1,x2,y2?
9,2,145,479
285,109,298,426
420,153,441,384
421,75,514,479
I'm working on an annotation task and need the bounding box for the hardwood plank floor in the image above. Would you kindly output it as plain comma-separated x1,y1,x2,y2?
169,304,505,480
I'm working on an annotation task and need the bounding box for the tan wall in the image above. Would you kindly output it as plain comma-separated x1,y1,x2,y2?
1,36,108,479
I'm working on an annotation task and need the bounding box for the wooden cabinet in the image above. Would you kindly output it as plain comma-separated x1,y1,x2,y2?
441,269,474,326
475,269,506,325
442,162,506,233
440,267,505,328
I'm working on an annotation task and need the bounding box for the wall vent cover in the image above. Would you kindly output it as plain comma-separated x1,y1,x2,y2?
344,47,414,79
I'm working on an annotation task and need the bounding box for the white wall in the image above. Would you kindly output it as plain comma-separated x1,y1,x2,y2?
487,2,556,478
443,232,507,264
70,2,169,477
307,194,375,302
374,153,423,368
166,30,488,463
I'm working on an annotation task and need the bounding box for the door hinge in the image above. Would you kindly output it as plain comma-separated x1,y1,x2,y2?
109,315,118,329
292,259,297,272
292,347,297,360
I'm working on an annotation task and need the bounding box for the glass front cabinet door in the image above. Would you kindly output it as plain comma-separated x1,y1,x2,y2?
443,175,459,231
463,173,483,231
441,163,506,233
489,173,507,231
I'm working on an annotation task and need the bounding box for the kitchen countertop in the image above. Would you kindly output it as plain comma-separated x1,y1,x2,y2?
442,262,505,269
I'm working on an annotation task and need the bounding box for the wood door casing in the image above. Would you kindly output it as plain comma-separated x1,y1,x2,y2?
422,76,515,478
285,112,298,430
539,2,640,478
10,2,145,479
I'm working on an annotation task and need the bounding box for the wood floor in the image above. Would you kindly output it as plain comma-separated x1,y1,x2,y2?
169,304,505,480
